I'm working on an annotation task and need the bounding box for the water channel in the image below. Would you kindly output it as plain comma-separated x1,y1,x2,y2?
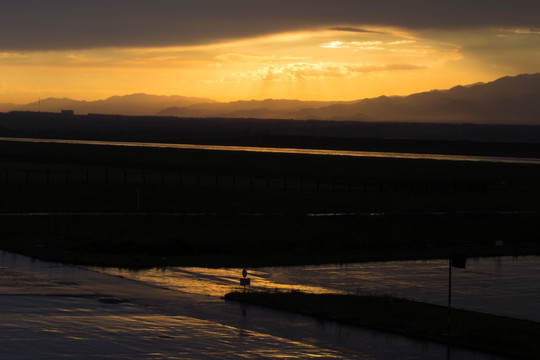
2,136,540,165
2,251,535,359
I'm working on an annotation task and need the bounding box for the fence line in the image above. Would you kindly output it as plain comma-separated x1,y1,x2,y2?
0,168,490,193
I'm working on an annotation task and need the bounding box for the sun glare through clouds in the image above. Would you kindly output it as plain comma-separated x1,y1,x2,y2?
1,8,539,104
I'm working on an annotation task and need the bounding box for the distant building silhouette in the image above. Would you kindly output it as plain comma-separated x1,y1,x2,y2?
61,110,74,115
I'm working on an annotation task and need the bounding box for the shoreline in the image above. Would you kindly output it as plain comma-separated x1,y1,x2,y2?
225,291,539,360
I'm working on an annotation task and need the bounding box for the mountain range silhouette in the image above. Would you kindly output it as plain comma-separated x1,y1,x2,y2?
2,73,539,125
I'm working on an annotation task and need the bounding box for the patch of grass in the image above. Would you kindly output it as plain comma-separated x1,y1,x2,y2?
225,291,539,360
0,214,538,268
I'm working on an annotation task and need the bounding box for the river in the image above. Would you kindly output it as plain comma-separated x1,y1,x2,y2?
2,251,534,359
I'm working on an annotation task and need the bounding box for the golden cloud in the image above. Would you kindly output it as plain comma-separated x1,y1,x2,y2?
217,61,426,83
214,53,309,63
321,40,413,50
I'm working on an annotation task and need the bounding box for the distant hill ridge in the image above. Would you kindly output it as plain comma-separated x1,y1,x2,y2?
2,73,540,124
1,94,217,116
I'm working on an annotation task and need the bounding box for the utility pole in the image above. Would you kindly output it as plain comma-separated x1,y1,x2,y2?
448,254,452,337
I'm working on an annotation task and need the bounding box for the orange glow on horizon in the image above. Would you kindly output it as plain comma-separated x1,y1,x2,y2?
1,27,538,104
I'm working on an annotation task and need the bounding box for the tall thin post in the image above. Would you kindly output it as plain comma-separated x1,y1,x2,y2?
448,253,452,337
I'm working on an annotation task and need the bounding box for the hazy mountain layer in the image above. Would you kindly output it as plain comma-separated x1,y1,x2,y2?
2,73,540,124
159,73,540,124
4,94,216,116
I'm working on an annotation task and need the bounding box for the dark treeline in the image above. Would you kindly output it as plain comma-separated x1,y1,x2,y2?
3,112,540,157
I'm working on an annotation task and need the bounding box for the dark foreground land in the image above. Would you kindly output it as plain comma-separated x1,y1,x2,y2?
225,291,539,360
1,114,539,359
0,135,539,267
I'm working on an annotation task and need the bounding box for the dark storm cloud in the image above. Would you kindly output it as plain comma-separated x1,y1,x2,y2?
1,0,539,50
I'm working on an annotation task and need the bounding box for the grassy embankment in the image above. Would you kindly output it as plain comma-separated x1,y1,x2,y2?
225,291,539,360
0,139,539,267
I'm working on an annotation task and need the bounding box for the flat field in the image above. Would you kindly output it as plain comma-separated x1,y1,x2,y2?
0,138,539,267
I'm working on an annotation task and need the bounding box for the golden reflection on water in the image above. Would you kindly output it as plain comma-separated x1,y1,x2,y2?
2,308,349,359
1,252,533,359
97,267,334,297
3,136,540,164
93,257,540,322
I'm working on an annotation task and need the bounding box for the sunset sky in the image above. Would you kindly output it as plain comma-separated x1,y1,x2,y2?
1,0,540,104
